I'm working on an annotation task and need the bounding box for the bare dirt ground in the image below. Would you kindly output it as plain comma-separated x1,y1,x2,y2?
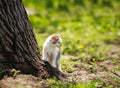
0,45,120,88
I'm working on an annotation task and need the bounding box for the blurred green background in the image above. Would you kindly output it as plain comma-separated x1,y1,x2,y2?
22,0,120,60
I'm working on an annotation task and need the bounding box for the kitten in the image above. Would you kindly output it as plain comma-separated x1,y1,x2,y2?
42,34,62,71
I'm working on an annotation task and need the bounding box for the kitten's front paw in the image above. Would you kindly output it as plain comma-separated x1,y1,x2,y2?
42,57,47,61
51,64,56,68
58,68,62,72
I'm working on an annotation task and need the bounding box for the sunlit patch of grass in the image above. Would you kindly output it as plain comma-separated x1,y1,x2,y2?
47,78,106,88
47,77,58,85
112,65,120,72
61,58,75,73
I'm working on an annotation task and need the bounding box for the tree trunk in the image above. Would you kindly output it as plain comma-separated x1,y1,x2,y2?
0,0,62,79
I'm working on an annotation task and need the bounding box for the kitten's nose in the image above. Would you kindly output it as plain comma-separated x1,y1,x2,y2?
60,43,62,46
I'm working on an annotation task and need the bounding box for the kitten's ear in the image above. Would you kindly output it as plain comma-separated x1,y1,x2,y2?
57,33,62,37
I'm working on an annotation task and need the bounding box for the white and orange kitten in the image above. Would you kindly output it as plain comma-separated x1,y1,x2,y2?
42,34,62,71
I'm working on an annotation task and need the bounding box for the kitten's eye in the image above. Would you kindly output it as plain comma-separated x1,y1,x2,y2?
58,42,60,44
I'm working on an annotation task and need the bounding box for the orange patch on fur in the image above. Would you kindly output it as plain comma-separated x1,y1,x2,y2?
51,34,58,41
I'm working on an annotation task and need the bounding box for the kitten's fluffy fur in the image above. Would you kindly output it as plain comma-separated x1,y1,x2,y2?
42,34,62,71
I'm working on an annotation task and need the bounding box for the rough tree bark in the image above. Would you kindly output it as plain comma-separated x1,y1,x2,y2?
0,0,63,79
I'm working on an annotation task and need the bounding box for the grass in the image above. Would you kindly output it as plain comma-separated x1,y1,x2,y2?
23,0,120,87
47,77,105,88
61,58,76,73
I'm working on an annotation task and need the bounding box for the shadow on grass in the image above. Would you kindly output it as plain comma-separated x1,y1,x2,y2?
104,38,120,45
